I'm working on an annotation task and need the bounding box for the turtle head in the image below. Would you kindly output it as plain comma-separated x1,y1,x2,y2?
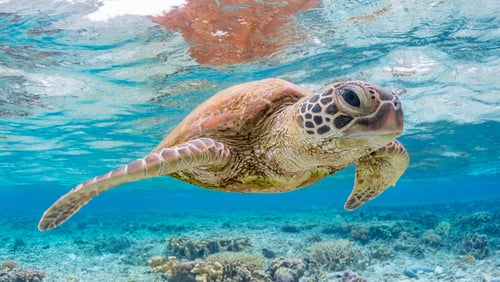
296,81,403,147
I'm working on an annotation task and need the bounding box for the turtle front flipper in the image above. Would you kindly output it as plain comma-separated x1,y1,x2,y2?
344,140,409,210
38,138,231,231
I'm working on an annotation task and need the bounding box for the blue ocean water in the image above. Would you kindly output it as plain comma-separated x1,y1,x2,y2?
0,0,499,281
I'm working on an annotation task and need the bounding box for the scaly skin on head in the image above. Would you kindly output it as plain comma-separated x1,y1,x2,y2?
271,80,404,171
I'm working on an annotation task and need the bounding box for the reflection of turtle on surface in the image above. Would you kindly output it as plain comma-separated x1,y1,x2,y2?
39,78,409,231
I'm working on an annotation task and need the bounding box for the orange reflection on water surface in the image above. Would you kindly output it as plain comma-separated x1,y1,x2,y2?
150,0,318,65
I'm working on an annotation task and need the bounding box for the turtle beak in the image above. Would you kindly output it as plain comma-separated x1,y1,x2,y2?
344,95,404,140
375,96,404,136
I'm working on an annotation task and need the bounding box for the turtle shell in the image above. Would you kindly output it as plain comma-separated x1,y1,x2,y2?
153,78,310,151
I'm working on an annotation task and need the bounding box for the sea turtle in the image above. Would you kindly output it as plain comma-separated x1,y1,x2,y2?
39,78,409,231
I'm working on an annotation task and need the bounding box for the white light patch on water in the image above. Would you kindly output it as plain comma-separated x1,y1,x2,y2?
85,0,187,21
0,66,24,76
211,30,228,37
27,74,91,97
86,140,135,149
7,135,66,151
88,38,194,84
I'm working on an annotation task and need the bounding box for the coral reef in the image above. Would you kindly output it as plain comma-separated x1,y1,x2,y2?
393,231,425,258
150,256,183,273
350,227,369,243
308,240,367,272
4,203,500,281
149,256,197,281
435,221,451,236
0,260,45,282
421,229,442,247
454,211,497,233
151,253,308,282
463,233,490,259
367,244,394,261
207,252,265,281
191,259,224,282
1,261,17,269
339,270,367,282
268,257,305,282
366,221,404,240
149,252,267,282
167,236,251,260
347,221,406,243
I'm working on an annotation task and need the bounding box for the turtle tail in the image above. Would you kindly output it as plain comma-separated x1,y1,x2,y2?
38,138,230,231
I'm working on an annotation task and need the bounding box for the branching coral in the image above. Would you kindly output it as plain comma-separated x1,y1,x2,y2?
206,252,265,280
308,239,367,272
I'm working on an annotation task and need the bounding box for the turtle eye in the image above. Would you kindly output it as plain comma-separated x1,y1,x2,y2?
340,88,361,107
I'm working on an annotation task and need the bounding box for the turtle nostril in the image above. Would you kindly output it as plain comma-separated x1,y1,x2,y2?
393,100,401,110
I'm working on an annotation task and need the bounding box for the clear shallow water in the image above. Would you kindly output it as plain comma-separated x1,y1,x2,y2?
0,0,499,281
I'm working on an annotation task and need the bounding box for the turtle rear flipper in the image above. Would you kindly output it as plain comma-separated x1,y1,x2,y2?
344,139,409,210
38,138,231,231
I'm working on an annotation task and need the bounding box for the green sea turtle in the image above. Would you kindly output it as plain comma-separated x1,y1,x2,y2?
39,78,409,231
